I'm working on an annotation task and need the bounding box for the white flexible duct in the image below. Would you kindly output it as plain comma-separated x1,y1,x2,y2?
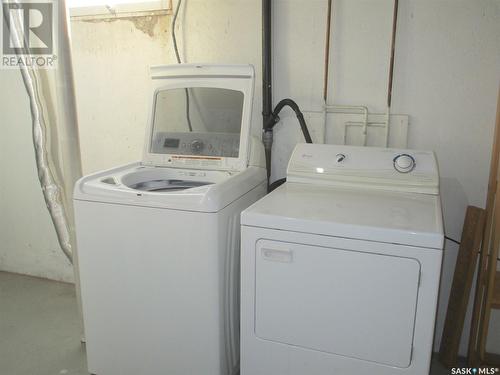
20,69,75,261
4,0,82,263
5,0,85,342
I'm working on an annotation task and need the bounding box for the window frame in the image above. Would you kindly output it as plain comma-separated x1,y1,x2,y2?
69,0,171,19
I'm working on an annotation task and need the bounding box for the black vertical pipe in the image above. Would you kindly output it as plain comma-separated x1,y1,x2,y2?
261,0,314,191
262,0,273,187
262,0,273,130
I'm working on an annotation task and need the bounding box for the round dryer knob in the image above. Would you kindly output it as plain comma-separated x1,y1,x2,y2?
393,154,416,173
335,153,346,163
190,139,205,153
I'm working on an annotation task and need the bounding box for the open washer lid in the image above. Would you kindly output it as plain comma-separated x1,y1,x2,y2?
142,64,255,172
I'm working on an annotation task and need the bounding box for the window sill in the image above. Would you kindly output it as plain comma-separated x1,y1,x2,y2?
69,0,171,20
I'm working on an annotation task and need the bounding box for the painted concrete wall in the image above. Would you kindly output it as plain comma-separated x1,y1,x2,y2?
272,0,500,355
71,14,174,174
392,0,500,354
0,0,499,354
0,14,175,281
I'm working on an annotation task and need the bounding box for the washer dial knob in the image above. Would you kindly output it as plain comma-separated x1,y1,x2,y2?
190,139,205,153
393,154,416,173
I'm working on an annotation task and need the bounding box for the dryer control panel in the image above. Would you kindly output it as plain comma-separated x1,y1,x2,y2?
287,144,439,195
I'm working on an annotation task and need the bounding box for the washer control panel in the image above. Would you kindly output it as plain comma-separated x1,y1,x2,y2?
150,131,240,158
287,144,439,194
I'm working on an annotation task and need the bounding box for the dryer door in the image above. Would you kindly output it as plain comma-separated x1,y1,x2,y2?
254,239,421,368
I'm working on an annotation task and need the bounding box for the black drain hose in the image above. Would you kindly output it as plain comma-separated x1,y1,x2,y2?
264,98,313,192
266,98,313,143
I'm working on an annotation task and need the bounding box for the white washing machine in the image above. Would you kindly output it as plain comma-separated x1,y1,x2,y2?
74,64,266,375
241,143,444,375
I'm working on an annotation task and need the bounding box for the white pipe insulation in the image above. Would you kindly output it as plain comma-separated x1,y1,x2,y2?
5,0,82,263
6,0,85,341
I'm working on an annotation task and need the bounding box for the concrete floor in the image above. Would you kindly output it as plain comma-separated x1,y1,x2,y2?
0,271,450,375
0,271,87,375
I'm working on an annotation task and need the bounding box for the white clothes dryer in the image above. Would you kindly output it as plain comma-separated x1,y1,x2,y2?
240,143,444,375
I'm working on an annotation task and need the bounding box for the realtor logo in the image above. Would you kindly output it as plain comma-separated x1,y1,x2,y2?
1,0,57,68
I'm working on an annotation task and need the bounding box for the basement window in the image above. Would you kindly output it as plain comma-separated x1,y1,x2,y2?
69,0,172,18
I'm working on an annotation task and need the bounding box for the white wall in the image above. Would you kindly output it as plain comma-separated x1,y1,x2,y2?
71,14,174,174
1,0,499,354
182,0,263,138
181,0,500,355
392,0,500,354
0,14,175,281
